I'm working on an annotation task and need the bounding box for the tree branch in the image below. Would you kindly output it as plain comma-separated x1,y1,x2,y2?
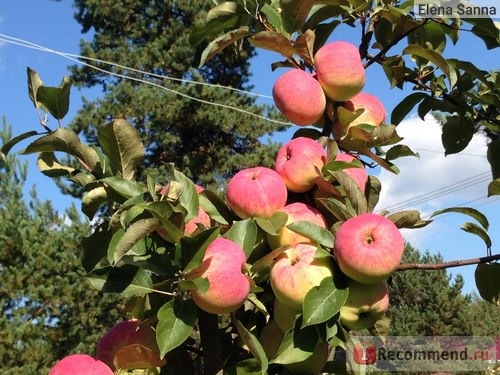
397,253,500,271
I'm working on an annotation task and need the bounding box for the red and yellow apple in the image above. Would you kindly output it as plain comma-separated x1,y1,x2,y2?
333,92,386,139
314,41,366,101
267,202,327,249
49,354,114,375
275,137,327,193
334,213,404,284
334,152,368,193
270,243,334,311
340,280,389,331
188,237,250,314
226,166,288,219
273,298,298,332
96,319,164,371
272,69,326,126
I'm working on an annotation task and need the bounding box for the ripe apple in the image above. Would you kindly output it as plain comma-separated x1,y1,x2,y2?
270,243,334,311
334,152,368,193
272,69,326,126
188,237,250,314
267,202,327,250
314,41,366,101
226,166,288,219
96,319,164,371
333,92,386,139
334,213,404,284
49,354,114,375
275,137,327,193
340,280,389,331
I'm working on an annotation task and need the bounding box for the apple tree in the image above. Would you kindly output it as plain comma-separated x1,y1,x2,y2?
1,1,499,374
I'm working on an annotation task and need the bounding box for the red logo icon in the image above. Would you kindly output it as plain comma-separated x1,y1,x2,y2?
353,342,377,365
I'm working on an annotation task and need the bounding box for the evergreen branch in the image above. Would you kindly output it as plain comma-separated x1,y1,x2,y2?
397,252,500,271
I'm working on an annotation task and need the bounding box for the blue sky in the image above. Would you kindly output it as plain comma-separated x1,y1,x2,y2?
0,1,499,295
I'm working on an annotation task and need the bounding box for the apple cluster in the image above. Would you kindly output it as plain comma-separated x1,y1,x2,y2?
49,319,164,374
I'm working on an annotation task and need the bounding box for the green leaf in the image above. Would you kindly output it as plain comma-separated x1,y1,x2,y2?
199,189,234,225
86,265,154,297
112,218,160,265
431,206,489,230
82,186,110,219
234,320,269,374
403,44,453,87
36,76,72,120
27,67,44,109
461,222,492,250
474,263,500,305
329,170,368,215
391,92,428,125
315,197,354,222
261,3,287,35
97,119,144,180
286,221,334,248
101,176,145,199
0,130,40,157
487,137,500,180
441,115,474,156
249,31,295,58
365,175,382,213
37,151,75,177
294,29,315,65
173,169,199,221
81,223,112,272
178,277,209,293
279,0,316,33
384,144,419,161
302,276,348,328
387,210,432,229
465,18,500,50
156,299,197,358
254,211,288,235
488,179,500,197
199,26,251,67
179,226,220,272
271,319,318,365
226,219,257,259
21,127,100,172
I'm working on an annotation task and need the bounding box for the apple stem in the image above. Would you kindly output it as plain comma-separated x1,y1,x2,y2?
397,252,500,271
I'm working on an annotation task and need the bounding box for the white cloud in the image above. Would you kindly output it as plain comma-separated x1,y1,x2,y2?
375,115,491,218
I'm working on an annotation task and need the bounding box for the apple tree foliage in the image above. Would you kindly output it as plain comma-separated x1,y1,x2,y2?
1,1,500,374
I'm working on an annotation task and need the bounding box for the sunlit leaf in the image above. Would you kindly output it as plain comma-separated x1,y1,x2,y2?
279,0,316,33
37,151,75,177
179,226,220,272
302,276,348,328
156,299,197,358
234,320,268,374
488,179,500,197
461,222,492,250
286,221,334,248
36,76,72,120
271,319,318,365
249,31,295,58
113,218,160,265
387,210,432,229
431,206,489,230
226,219,257,258
101,176,145,199
97,119,144,180
199,26,251,67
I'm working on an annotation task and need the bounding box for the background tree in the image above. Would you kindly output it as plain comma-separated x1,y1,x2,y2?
0,120,123,374
68,0,287,192
388,243,474,336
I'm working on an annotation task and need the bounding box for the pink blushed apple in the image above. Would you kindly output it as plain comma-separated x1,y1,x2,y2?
314,41,366,101
340,280,389,331
49,354,114,375
188,237,250,314
267,202,327,249
334,213,404,284
275,137,327,193
334,153,368,193
270,243,334,311
226,166,288,219
96,319,164,371
272,69,326,126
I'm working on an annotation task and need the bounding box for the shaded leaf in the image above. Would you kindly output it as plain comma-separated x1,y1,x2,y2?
199,189,235,225
86,265,154,297
403,44,453,87
391,92,428,125
180,226,220,272
302,276,348,328
441,116,474,156
101,176,144,199
234,320,269,374
82,186,110,219
249,31,295,58
329,170,368,215
1,130,40,157
97,119,144,180
156,299,197,358
36,76,72,120
474,263,500,305
488,179,500,197
27,67,44,109
387,210,432,229
487,137,500,180
178,277,209,293
365,175,382,213
385,144,419,161
37,151,75,177
279,0,316,34
271,319,317,365
199,26,251,67
461,222,492,250
113,218,160,265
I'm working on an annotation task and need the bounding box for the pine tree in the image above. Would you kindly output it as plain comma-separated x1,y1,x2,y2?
0,119,123,374
388,243,474,336
68,0,287,192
